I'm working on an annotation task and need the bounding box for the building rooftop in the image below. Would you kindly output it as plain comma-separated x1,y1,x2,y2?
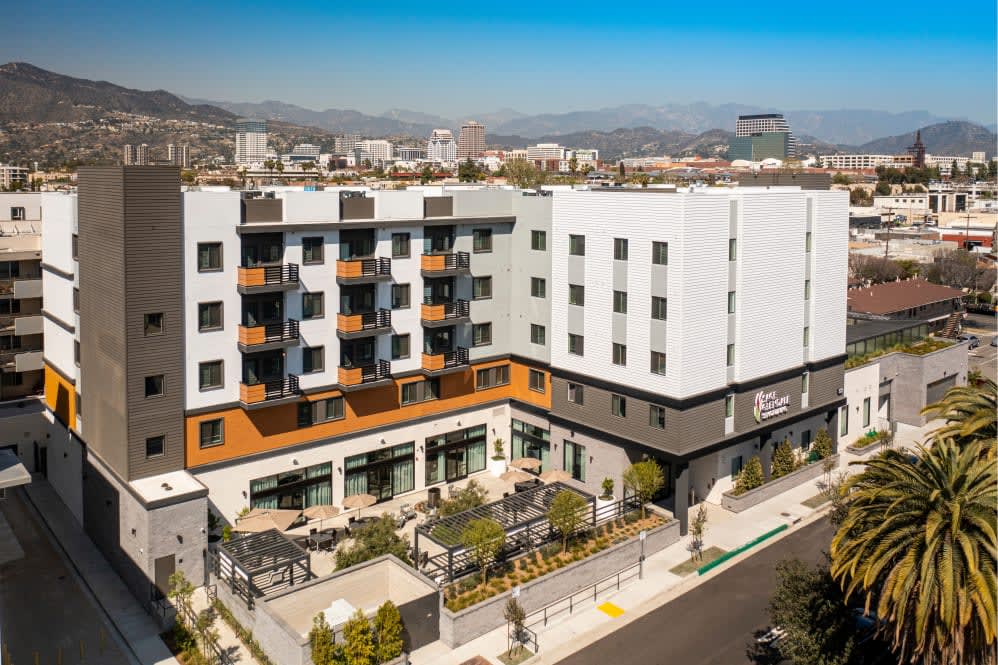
847,278,964,316
846,318,930,345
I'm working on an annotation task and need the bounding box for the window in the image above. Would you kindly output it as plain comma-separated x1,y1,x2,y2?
612,343,627,366
840,406,849,436
472,322,492,347
862,397,871,428
145,435,165,458
1,372,22,387
805,231,813,252
199,361,223,390
726,343,735,367
804,280,811,300
298,397,345,426
10,207,25,221
144,312,163,336
568,284,585,306
197,242,222,272
568,333,584,356
391,232,410,258
302,293,324,319
73,288,79,313
731,456,743,478
530,277,546,298
72,234,79,260
199,302,223,331
803,326,810,347
528,369,545,393
651,296,668,320
567,382,584,405
472,276,492,300
530,324,546,345
568,234,585,256
613,238,629,261
473,228,493,253
74,340,80,365
199,419,224,448
0,299,19,315
728,238,737,261
611,394,626,418
649,405,666,429
801,430,813,450
725,393,734,418
727,291,736,314
801,372,810,394
650,351,667,375
476,365,509,389
531,230,546,251
652,241,669,265
303,346,324,373
613,290,627,314
391,284,410,309
401,379,439,405
564,440,586,482
144,374,165,398
302,237,324,264
391,334,410,360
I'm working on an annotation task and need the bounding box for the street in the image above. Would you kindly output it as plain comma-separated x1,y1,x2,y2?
557,519,835,665
964,312,997,383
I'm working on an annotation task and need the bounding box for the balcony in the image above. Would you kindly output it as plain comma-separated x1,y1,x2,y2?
237,320,300,352
237,264,300,294
14,350,43,373
422,347,469,375
336,309,392,339
336,257,392,284
14,314,43,336
239,374,300,406
0,346,42,370
420,252,470,276
421,300,470,327
0,275,42,298
338,360,392,391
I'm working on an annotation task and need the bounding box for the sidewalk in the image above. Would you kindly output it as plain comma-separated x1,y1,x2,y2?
21,480,179,665
409,440,911,665
190,587,256,664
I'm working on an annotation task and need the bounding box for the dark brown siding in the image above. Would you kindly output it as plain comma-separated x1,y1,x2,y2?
340,197,375,220
241,198,283,223
424,197,453,218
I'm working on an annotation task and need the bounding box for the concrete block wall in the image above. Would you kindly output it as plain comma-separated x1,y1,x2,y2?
720,455,837,513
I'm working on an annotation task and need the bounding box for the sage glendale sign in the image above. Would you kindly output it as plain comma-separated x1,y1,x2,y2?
753,390,790,423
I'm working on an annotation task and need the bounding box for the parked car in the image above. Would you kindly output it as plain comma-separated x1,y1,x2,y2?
991,336,997,347
959,334,980,349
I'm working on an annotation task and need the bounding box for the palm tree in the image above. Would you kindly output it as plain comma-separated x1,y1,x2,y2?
830,439,997,664
922,379,996,455
275,161,285,181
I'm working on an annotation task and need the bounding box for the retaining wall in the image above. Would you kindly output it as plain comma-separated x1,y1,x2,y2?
721,455,838,513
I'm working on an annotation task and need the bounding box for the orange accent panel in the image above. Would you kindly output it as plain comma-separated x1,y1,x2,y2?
44,364,76,427
239,383,267,404
421,352,450,371
238,325,268,346
421,304,446,322
336,313,366,333
420,254,447,272
336,260,365,278
186,360,551,467
237,267,265,288
338,366,366,386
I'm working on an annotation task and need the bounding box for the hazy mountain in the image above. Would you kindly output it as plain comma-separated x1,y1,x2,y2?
857,122,995,158
489,127,735,162
380,108,452,128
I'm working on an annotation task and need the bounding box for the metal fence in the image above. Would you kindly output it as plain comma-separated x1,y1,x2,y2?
524,561,642,631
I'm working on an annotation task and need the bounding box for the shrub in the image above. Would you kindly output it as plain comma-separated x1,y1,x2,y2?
343,609,375,665
623,510,640,524
374,601,404,663
771,439,798,479
734,456,765,495
622,460,665,518
335,514,411,570
309,612,338,665
439,480,489,516
492,437,505,460
812,428,834,460
600,477,614,499
540,543,561,560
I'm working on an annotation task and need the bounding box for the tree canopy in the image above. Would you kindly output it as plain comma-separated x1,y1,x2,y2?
335,514,411,570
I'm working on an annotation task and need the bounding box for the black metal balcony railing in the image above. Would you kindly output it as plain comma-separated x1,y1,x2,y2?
343,359,392,385
422,299,470,319
352,257,391,278
239,263,300,287
338,308,392,333
259,374,300,401
250,319,300,345
445,251,471,270
433,346,470,369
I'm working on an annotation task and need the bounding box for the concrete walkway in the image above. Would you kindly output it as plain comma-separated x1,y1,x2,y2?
409,433,932,665
190,586,257,664
21,480,179,665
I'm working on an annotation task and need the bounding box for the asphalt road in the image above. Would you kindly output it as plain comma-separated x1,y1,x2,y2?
963,312,998,383
557,519,835,665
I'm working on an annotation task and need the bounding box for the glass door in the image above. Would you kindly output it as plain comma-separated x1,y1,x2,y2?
445,447,467,482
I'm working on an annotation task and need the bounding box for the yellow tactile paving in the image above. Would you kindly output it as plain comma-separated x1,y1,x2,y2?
597,602,624,618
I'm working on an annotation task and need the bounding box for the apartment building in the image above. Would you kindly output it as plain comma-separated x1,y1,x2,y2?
235,119,268,165
0,194,44,400
168,143,191,168
426,129,457,163
457,121,486,160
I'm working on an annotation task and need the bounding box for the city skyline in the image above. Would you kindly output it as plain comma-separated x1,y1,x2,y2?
2,0,995,125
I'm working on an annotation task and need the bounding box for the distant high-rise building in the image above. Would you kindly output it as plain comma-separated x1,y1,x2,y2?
235,119,268,165
457,121,486,160
334,134,361,155
526,143,566,161
426,129,457,162
907,130,926,169
168,144,191,168
396,147,425,161
356,140,393,165
135,144,150,166
123,144,136,166
733,113,797,159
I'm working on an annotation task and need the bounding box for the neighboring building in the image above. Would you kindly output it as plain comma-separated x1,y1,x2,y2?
124,145,137,166
873,194,929,211
819,154,897,170
728,132,794,162
136,144,150,166
0,164,29,190
426,129,457,163
926,155,971,177
734,113,797,157
168,144,191,169
334,134,361,155
0,194,43,400
457,121,486,160
355,140,393,166
526,143,566,162
281,144,322,164
396,147,426,162
972,151,986,163
235,119,268,165
847,278,964,330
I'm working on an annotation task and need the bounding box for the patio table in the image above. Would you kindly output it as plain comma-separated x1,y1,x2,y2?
309,532,335,551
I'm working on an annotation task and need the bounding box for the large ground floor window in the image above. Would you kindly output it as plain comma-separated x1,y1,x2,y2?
563,440,586,482
425,424,487,485
344,442,415,502
511,419,550,471
250,461,332,510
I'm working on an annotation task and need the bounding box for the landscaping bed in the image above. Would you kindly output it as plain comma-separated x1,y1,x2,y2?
846,430,892,455
845,337,952,369
669,547,728,577
721,455,839,513
444,511,665,612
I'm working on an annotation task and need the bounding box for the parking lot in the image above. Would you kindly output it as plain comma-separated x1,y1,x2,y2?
963,313,997,382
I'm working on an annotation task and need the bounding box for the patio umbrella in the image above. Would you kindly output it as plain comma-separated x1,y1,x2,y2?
342,493,377,519
233,508,302,533
509,457,542,471
500,469,534,483
303,504,340,530
539,469,572,483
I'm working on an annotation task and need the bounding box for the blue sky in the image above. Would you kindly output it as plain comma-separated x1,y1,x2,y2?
4,0,996,123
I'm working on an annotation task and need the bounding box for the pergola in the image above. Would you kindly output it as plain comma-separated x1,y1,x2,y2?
214,528,313,608
414,481,596,582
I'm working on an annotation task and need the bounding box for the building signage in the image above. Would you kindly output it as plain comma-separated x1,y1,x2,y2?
753,390,790,423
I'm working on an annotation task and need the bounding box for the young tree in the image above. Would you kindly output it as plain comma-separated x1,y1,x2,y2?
568,156,578,174
617,161,626,179
419,164,433,185
373,600,404,663
734,456,764,495
688,503,709,562
622,460,664,519
812,427,834,460
548,490,588,552
504,158,541,189
460,518,505,589
458,157,482,182
342,608,375,665
874,180,891,196
167,570,195,625
309,612,338,665
439,479,490,516
771,438,798,478
193,607,219,659
503,597,527,656
335,514,411,570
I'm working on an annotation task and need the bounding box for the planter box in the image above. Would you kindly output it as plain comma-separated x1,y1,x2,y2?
489,457,507,477
594,495,618,522
846,437,887,455
439,516,680,648
721,455,839,513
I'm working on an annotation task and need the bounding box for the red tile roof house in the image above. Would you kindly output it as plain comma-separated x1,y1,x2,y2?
847,278,965,332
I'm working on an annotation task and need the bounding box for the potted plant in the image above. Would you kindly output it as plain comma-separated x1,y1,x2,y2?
595,477,616,519
489,437,507,477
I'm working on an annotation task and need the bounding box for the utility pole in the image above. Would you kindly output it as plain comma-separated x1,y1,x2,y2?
881,206,896,260
963,211,975,251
